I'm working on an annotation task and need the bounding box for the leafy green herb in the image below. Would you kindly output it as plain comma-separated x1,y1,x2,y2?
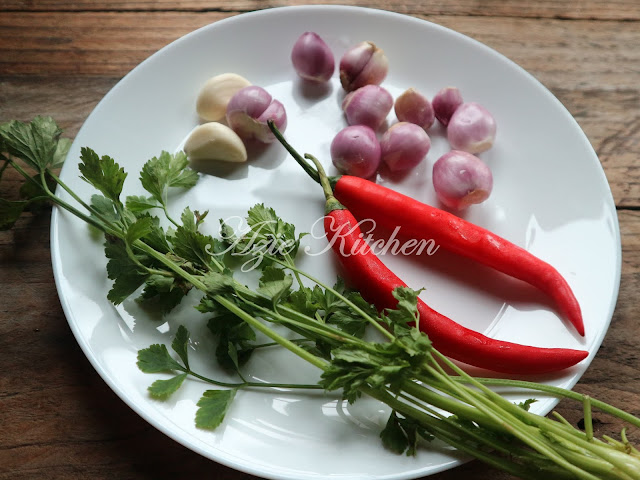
381,411,433,456
79,147,127,203
140,151,198,208
137,344,183,373
195,389,237,430
0,116,67,171
148,373,188,400
171,325,191,370
5,116,640,480
0,198,30,230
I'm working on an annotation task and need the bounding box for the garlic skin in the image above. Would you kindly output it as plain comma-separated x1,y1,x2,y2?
291,32,335,82
183,122,247,164
342,84,393,130
394,88,435,131
196,73,251,122
339,41,388,92
447,102,496,154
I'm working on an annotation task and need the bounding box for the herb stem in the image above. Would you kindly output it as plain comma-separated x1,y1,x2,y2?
213,295,328,371
270,256,395,342
185,368,322,390
464,377,640,430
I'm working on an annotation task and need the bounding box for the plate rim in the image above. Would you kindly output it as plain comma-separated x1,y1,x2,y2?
49,5,623,480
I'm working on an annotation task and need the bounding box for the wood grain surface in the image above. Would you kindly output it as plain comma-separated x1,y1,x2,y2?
1,1,639,479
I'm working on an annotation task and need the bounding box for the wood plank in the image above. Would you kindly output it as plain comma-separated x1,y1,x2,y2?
1,12,638,90
1,0,639,21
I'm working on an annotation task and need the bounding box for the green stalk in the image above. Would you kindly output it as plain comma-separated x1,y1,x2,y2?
213,295,327,370
267,120,320,184
270,256,395,342
456,377,640,430
432,352,640,478
183,367,322,390
46,169,123,233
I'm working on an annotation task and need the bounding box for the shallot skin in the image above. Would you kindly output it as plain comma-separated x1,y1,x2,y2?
291,32,335,83
380,122,431,172
432,87,463,127
432,150,493,210
330,125,381,178
226,86,287,143
342,85,393,130
394,88,435,131
447,102,496,154
339,41,389,92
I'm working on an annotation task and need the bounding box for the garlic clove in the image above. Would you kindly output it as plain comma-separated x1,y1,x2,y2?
184,122,247,164
196,73,251,122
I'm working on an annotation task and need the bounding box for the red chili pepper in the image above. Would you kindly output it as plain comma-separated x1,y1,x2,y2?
324,206,587,374
331,175,584,336
268,122,588,373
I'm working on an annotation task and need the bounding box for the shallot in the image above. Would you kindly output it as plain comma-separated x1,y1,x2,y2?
432,87,463,126
291,32,335,83
226,86,287,143
432,150,493,210
330,125,381,178
380,122,431,172
342,85,393,130
339,41,388,92
394,88,435,130
447,102,496,154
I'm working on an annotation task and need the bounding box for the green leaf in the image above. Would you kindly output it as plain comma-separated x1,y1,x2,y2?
207,310,256,372
145,273,175,291
125,216,154,245
517,399,537,411
104,239,149,304
195,389,237,430
381,411,433,456
234,203,303,262
135,213,171,254
148,373,188,400
381,411,410,455
78,147,127,202
171,207,217,268
126,194,159,214
200,270,235,296
321,343,413,403
90,194,121,223
140,151,198,206
285,287,318,318
136,280,187,316
0,198,27,230
137,344,183,373
257,266,293,306
0,116,65,171
384,287,423,328
51,137,72,169
171,325,190,370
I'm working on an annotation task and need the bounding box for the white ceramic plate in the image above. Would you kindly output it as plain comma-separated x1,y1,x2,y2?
51,6,621,480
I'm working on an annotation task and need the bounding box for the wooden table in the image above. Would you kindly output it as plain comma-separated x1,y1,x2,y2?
1,1,639,479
